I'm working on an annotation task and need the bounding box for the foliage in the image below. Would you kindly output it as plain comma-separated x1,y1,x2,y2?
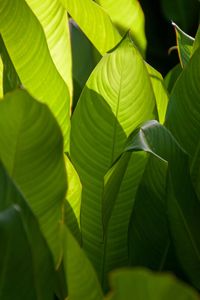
0,0,200,299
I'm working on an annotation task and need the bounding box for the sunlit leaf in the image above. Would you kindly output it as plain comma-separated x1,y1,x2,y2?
25,0,73,100
0,0,70,150
95,0,146,55
145,63,169,123
61,0,121,54
70,38,156,284
65,155,82,242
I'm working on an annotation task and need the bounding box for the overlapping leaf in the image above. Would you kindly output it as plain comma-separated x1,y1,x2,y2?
164,64,182,94
70,21,101,108
0,36,21,94
165,46,200,158
95,0,146,55
0,90,67,265
145,63,169,124
0,161,54,300
70,38,156,283
173,23,194,67
0,0,70,150
63,226,103,300
61,0,121,54
128,155,171,271
25,0,72,99
108,120,200,288
193,25,200,54
65,155,82,242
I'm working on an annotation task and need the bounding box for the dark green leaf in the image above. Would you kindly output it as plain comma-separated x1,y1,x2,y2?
0,90,67,266
0,161,54,300
164,64,182,94
63,226,103,300
112,120,200,288
166,46,200,158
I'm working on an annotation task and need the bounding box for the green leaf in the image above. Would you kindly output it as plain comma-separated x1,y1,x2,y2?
0,90,67,266
0,0,70,150
107,268,199,300
0,36,21,94
193,25,200,54
103,123,172,272
70,38,156,283
173,22,194,67
63,226,103,300
61,0,121,55
0,161,55,299
190,142,200,199
145,63,169,124
95,0,146,55
0,55,3,97
25,0,73,100
65,155,82,243
165,46,200,158
70,21,101,108
164,64,182,94
114,120,200,289
128,155,170,271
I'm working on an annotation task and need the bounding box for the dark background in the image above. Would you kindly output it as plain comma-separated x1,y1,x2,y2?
140,0,200,75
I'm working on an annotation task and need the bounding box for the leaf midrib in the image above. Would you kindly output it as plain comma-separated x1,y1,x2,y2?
101,58,125,287
109,59,125,166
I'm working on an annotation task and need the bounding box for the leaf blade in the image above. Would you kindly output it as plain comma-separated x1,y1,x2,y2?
0,0,70,150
